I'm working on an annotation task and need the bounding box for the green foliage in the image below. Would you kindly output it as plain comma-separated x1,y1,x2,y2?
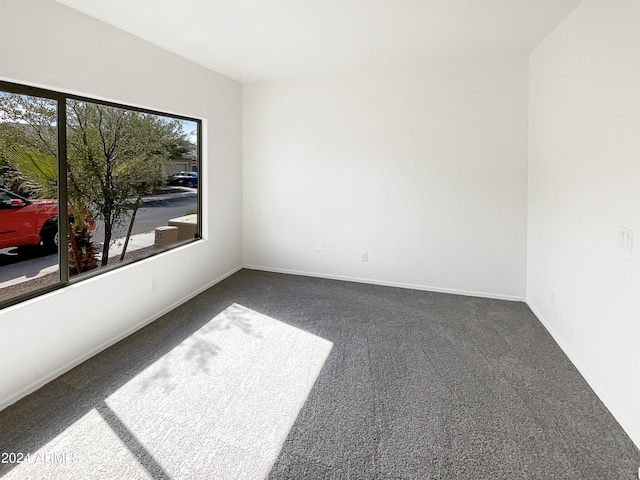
3,146,57,198
0,104,56,195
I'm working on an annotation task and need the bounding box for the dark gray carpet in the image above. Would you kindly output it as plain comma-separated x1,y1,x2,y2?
1,269,638,479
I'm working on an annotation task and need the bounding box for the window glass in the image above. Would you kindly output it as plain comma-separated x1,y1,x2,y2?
0,91,60,302
0,81,201,309
65,99,199,276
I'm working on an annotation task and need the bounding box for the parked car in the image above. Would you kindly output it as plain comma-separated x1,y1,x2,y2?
168,171,198,188
0,188,59,251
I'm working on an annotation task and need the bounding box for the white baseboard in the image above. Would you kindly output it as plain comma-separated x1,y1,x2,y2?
0,265,243,412
526,300,640,451
243,264,525,302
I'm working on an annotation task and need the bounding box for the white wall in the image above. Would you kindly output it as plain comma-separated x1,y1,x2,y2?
243,55,529,299
0,0,242,409
528,0,640,448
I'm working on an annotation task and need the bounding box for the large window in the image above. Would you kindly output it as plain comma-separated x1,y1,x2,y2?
0,81,201,307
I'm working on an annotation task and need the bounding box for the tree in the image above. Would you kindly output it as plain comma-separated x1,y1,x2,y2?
66,100,188,265
0,93,57,195
0,93,57,157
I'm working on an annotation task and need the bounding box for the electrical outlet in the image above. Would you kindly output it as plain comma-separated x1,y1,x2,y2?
361,252,368,262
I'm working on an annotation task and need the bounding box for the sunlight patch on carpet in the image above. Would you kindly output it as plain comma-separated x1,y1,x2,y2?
4,304,333,479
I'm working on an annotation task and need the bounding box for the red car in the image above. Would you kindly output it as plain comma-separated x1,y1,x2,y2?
0,188,59,251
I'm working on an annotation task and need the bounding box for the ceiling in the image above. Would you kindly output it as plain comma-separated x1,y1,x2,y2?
53,0,583,84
